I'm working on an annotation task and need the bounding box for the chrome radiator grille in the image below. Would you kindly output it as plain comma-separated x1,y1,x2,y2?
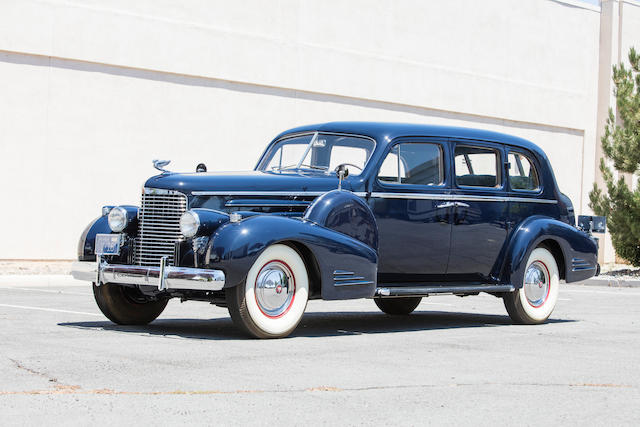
134,189,187,266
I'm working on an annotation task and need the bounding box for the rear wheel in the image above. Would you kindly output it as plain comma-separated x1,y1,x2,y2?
374,297,422,315
93,283,167,325
503,247,560,324
227,244,309,338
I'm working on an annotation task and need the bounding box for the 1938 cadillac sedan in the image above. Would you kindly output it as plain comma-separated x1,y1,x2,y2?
72,122,602,338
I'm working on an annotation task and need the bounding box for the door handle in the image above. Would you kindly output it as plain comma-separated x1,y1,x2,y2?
452,201,470,224
436,202,456,209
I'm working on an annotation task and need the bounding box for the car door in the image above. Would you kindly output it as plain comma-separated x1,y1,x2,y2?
447,141,509,282
369,138,452,283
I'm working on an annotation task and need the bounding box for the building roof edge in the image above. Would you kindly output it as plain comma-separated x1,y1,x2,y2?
551,0,602,13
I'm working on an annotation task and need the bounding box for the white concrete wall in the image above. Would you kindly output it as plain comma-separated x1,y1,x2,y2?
0,0,607,259
595,0,640,263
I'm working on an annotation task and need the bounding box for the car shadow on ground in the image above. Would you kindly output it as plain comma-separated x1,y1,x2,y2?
58,311,574,341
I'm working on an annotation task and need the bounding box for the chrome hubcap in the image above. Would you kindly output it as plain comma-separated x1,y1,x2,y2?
524,261,550,307
254,261,295,318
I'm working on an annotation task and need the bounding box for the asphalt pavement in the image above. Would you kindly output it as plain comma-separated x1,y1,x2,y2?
1,278,638,426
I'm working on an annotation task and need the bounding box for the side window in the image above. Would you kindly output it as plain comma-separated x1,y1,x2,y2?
378,143,443,185
454,145,500,188
508,152,539,191
378,149,406,182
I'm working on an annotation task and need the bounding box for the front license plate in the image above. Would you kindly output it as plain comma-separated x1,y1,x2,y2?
95,234,121,256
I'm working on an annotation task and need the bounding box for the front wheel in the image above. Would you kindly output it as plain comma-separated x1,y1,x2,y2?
93,283,168,325
374,297,422,315
503,247,560,324
227,244,309,338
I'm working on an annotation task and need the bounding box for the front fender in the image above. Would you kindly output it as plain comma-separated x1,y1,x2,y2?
304,190,378,250
502,216,598,287
77,205,138,262
205,215,378,300
77,216,111,261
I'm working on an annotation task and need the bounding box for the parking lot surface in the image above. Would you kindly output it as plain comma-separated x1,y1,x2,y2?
1,280,639,426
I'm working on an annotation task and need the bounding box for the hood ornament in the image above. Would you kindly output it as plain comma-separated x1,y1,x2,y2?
152,159,172,174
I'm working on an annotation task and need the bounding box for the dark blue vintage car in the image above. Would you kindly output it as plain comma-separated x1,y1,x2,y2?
72,122,601,338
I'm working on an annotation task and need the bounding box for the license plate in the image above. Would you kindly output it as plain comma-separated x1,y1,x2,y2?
95,234,121,256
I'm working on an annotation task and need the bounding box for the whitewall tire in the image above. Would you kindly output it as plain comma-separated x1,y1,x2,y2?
503,247,560,324
227,244,309,338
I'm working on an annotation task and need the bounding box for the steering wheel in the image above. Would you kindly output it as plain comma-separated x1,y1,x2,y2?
334,163,363,173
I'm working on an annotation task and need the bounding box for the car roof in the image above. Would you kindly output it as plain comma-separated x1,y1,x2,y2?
274,121,544,156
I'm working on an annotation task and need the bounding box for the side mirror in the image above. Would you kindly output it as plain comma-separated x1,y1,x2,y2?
335,164,349,190
577,215,606,234
335,164,349,178
196,163,207,173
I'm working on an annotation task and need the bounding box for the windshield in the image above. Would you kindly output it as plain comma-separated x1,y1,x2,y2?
258,133,375,176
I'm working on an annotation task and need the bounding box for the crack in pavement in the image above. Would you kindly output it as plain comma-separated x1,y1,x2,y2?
0,382,633,396
9,357,83,394
9,358,60,384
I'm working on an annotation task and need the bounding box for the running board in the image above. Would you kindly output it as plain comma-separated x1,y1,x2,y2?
375,284,515,297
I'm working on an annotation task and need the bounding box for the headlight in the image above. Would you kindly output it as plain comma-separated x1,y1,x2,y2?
107,206,128,232
180,211,200,238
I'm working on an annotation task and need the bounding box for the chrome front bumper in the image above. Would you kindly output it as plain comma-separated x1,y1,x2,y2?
71,259,225,291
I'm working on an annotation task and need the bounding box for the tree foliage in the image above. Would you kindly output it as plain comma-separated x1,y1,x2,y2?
590,47,640,265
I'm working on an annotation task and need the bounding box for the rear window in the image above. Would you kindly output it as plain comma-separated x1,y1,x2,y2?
454,145,500,188
508,152,539,191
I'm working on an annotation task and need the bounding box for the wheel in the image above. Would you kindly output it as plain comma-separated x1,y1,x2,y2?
503,247,560,324
374,297,422,315
226,244,309,338
93,283,168,325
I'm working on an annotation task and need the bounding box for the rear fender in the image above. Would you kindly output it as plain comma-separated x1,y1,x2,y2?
501,216,598,287
206,215,378,299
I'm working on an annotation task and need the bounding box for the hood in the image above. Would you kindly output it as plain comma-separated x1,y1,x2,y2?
144,171,348,195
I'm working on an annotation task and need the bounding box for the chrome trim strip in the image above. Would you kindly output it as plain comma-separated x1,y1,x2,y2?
225,202,311,208
507,196,557,204
333,270,355,276
143,187,188,197
226,203,310,207
334,280,374,287
375,284,515,297
192,191,326,197
572,266,596,272
571,260,591,266
369,193,452,200
335,276,366,281
571,257,595,271
191,190,557,204
368,192,558,204
332,270,373,286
